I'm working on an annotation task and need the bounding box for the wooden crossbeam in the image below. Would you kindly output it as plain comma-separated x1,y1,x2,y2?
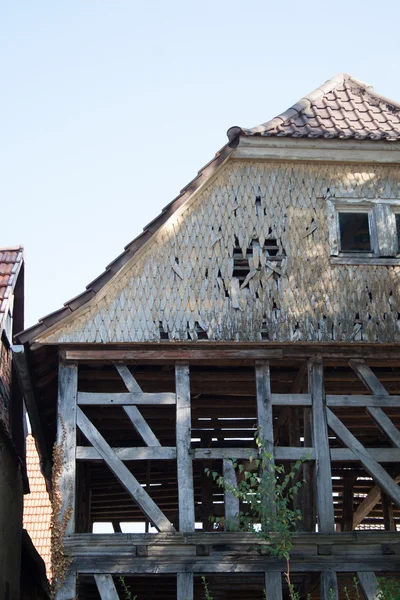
94,575,120,600
123,406,161,446
76,446,176,461
115,363,142,393
349,360,400,448
78,392,176,405
353,475,400,528
76,407,176,532
326,408,400,508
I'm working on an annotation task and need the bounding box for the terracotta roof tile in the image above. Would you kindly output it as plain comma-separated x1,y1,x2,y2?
229,74,400,141
23,435,52,579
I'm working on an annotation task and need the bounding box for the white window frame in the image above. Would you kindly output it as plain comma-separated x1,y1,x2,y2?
328,198,400,265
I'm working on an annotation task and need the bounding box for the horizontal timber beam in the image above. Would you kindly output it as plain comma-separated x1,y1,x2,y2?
76,446,400,463
78,392,176,405
64,348,283,362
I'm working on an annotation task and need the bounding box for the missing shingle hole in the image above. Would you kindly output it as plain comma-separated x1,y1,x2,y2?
255,196,261,207
158,322,169,340
194,322,208,340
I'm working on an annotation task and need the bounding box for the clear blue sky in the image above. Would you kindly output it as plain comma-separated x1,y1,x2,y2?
2,1,400,328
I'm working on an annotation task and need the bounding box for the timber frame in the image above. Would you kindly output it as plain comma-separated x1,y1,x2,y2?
52,344,400,600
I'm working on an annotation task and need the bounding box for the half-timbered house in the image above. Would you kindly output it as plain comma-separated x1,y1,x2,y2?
16,74,400,599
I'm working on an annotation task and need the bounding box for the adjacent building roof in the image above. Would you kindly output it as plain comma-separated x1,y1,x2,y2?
17,74,400,345
23,435,52,579
227,73,400,141
0,246,23,334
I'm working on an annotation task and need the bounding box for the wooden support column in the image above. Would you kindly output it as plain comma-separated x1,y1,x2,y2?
223,459,239,530
94,575,120,600
341,475,355,532
177,573,193,600
175,363,195,532
57,361,78,534
309,358,335,533
265,573,283,600
321,572,338,600
382,493,395,531
255,361,282,597
357,572,379,600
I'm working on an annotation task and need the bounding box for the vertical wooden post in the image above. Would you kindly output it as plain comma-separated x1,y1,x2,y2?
223,459,239,530
56,361,78,599
177,573,193,600
341,475,355,532
265,573,283,600
255,361,282,598
321,572,338,600
309,358,335,533
382,493,395,531
175,363,195,532
302,407,315,531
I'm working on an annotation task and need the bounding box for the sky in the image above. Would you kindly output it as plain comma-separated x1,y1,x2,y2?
2,1,400,328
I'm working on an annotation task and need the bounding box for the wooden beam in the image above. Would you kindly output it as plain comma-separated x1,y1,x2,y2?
353,475,400,528
326,395,400,408
255,361,276,522
341,475,355,532
310,358,335,533
57,362,77,535
56,567,76,600
177,573,193,600
271,394,312,406
65,348,283,362
382,493,396,531
349,360,400,448
265,572,282,600
357,572,379,600
223,459,239,530
78,392,176,405
175,364,195,532
94,575,120,600
76,446,176,461
76,407,175,532
321,572,338,600
123,406,161,446
326,409,400,508
115,363,142,393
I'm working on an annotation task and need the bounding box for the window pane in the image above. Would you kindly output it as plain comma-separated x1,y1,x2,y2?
339,212,371,252
396,214,400,253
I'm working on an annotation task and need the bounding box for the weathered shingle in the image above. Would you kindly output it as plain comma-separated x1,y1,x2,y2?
228,74,400,141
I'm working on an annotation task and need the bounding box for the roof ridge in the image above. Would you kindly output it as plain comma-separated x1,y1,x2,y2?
0,245,24,253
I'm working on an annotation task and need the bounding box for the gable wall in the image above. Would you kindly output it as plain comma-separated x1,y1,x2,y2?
38,159,400,344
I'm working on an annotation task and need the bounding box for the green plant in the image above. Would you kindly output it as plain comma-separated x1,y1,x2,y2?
119,576,137,600
205,431,306,600
201,576,213,600
377,577,400,600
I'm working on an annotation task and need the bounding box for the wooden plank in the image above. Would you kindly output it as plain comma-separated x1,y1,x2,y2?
78,392,176,405
115,363,142,393
382,493,396,531
349,360,400,448
223,459,239,530
76,407,175,532
177,573,193,600
55,567,76,600
357,572,379,600
331,448,400,462
57,362,78,535
123,406,161,446
352,475,400,528
265,572,282,600
175,364,195,532
65,348,283,362
255,361,276,522
326,408,400,508
76,446,176,461
310,359,335,533
271,393,312,406
321,572,338,600
94,575,120,600
326,395,400,408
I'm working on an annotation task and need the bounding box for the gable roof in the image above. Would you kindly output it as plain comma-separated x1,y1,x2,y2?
0,246,24,335
17,74,400,346
227,73,400,141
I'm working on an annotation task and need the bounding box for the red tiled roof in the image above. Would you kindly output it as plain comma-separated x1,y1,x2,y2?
0,246,23,333
23,435,52,579
228,73,400,141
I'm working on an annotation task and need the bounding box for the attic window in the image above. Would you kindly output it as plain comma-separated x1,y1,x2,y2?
328,199,400,265
338,212,371,252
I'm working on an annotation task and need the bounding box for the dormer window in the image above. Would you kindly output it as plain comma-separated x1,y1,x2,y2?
328,199,400,265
